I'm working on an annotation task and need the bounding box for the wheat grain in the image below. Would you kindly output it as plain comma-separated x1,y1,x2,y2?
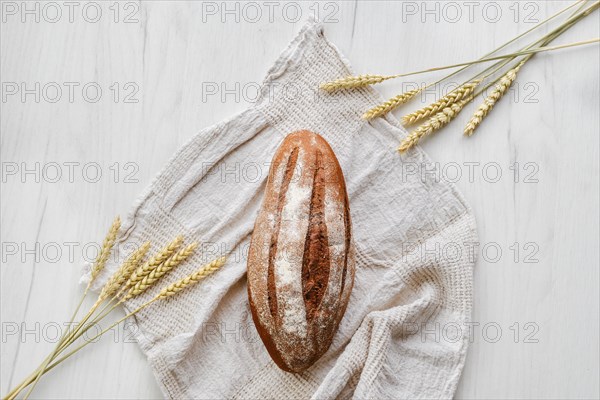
320,74,390,91
125,242,198,299
401,80,481,126
362,88,421,120
464,62,525,136
156,257,226,299
399,96,472,153
124,236,183,290
149,243,198,282
99,242,150,301
89,217,121,283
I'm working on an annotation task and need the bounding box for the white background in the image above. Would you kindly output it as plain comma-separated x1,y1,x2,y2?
1,1,598,399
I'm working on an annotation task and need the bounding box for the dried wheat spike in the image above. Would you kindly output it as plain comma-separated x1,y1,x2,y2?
125,236,183,289
464,62,525,136
99,242,150,301
399,96,473,153
125,242,198,299
320,74,389,91
90,216,121,283
362,88,421,120
156,257,227,300
401,80,481,126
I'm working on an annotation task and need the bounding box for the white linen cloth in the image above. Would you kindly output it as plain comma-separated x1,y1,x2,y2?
94,18,478,399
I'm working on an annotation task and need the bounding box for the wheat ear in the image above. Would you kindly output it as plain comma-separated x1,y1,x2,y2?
464,61,525,136
88,216,121,284
362,88,422,120
320,74,390,91
156,257,227,299
98,242,150,302
399,96,472,153
124,236,183,289
125,242,198,299
401,80,480,126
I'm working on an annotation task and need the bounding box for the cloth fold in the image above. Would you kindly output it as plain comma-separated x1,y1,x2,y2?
94,18,477,399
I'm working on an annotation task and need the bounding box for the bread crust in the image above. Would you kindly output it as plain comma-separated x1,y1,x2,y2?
247,130,355,373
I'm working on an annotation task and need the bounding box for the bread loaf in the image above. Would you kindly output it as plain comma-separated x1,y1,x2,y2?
247,130,355,373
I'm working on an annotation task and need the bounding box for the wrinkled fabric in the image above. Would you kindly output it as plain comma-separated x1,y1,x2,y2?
93,18,477,399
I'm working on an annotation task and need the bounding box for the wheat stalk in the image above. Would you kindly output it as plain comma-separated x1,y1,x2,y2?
58,241,196,356
56,242,154,356
362,88,421,120
7,252,226,400
18,216,121,400
399,96,473,153
464,61,525,136
125,242,198,299
5,216,215,400
320,74,390,91
401,80,481,125
156,257,226,299
32,258,228,378
319,37,598,92
88,216,121,284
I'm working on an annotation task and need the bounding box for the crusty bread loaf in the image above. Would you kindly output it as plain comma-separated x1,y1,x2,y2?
247,130,355,373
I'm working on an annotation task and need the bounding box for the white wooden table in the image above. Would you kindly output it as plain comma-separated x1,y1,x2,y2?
2,1,598,399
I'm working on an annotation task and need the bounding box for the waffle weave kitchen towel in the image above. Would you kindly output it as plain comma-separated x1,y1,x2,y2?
92,18,478,399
